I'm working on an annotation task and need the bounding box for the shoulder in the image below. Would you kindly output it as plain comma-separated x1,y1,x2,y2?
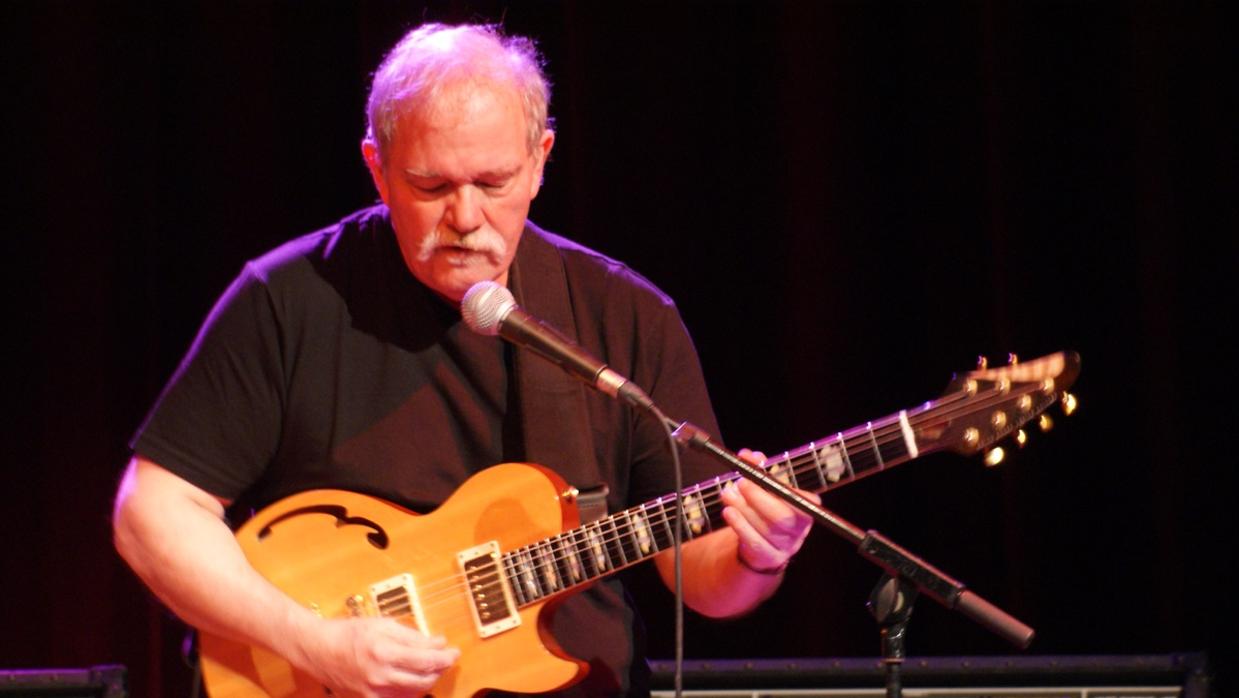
245,204,391,285
522,222,678,314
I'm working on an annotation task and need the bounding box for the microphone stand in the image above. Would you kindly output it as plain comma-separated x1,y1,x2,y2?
667,420,1034,698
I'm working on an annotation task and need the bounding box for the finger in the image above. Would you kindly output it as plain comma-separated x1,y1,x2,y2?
384,622,451,649
722,504,788,572
383,643,460,674
727,482,817,561
723,503,768,557
736,479,817,530
736,448,767,465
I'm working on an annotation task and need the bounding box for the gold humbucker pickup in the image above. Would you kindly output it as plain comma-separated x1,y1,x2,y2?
457,541,521,638
368,573,429,635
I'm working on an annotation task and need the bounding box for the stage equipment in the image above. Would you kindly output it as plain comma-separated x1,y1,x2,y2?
649,654,1210,698
0,664,126,697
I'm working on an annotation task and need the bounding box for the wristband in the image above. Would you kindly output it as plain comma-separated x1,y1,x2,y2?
737,552,790,576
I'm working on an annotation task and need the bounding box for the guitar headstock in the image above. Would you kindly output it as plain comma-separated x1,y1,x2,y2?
914,351,1081,462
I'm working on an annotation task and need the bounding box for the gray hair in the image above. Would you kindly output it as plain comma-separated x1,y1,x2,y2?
365,23,552,160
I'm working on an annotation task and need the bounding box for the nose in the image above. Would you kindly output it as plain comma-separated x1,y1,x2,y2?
446,185,483,234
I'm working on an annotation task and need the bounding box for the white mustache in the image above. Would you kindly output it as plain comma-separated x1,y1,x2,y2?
417,228,507,263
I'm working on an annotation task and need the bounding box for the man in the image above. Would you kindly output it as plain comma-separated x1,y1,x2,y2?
113,23,815,697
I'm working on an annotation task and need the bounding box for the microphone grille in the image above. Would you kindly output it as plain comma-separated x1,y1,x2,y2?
461,281,515,336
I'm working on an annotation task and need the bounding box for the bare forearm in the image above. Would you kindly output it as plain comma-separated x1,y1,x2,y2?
657,529,783,618
112,458,318,666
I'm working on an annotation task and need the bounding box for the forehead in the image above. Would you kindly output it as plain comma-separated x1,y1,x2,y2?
388,82,529,172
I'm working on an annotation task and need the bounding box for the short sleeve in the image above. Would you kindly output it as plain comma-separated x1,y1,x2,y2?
131,262,285,499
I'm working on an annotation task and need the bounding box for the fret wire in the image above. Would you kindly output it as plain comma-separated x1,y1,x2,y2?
865,422,884,470
505,556,526,606
536,539,558,593
639,503,660,555
808,440,828,490
839,432,856,479
605,514,629,567
652,495,676,551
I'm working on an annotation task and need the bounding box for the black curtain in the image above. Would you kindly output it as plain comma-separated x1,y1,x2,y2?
4,2,1234,696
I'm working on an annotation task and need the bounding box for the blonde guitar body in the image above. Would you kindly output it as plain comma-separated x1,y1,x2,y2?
200,462,588,698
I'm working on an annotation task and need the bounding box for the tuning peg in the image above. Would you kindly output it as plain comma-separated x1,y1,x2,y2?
977,355,988,370
1061,391,1078,416
1015,428,1029,448
1008,353,1019,365
984,446,1006,467
1038,413,1054,432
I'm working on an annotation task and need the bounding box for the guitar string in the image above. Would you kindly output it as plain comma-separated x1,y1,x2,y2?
385,384,1039,614
372,385,1047,621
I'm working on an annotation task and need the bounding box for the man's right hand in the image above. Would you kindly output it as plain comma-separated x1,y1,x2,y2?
298,617,460,698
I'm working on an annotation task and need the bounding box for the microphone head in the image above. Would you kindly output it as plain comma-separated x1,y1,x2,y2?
461,280,516,336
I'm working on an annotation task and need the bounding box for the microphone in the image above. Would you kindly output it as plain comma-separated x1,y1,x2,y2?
461,280,655,411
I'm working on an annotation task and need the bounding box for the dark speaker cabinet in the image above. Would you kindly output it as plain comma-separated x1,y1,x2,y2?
0,665,126,698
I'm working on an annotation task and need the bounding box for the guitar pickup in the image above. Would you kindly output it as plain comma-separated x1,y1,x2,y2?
368,573,429,635
457,541,521,638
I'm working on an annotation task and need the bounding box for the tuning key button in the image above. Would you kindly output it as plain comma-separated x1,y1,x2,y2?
984,447,1006,467
1038,414,1054,432
965,379,978,396
991,411,1008,430
1017,395,1033,413
963,427,980,449
977,355,988,370
1041,378,1056,394
1015,429,1029,447
1061,392,1078,416
1008,353,1019,365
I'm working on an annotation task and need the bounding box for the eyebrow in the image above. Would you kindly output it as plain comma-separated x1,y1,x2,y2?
403,167,521,181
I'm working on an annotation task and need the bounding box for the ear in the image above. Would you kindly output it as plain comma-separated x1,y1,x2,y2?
361,138,391,205
528,129,556,199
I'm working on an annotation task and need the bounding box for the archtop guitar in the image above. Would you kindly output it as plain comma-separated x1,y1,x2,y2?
200,351,1080,697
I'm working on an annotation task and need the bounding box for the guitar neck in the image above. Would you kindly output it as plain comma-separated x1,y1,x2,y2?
501,402,935,608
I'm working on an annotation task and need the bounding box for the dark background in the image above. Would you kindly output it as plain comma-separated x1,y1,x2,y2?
4,1,1235,696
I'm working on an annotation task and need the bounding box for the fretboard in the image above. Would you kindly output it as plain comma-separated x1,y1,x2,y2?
501,405,927,607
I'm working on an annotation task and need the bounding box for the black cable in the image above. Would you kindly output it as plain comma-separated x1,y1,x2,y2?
649,404,685,698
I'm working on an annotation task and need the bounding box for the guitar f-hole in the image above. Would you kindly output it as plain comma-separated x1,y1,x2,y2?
257,505,389,549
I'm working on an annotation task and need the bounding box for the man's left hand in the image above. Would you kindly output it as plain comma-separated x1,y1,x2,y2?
719,449,818,574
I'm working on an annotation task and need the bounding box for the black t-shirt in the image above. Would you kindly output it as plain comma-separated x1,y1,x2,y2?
132,205,725,696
